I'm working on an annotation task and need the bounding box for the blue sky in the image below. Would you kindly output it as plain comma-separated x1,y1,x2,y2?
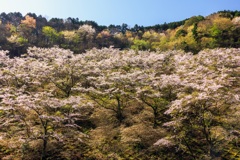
0,0,239,26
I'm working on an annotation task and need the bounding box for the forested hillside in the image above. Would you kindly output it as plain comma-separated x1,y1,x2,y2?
0,47,239,159
0,10,240,56
0,10,240,160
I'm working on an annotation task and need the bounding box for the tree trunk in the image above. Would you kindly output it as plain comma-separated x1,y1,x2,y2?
153,108,158,128
41,122,48,160
116,97,123,123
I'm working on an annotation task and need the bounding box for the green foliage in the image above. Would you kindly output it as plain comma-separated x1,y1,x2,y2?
192,23,198,40
184,16,205,26
131,39,151,50
42,26,61,45
175,29,187,37
17,36,28,45
218,10,240,19
210,25,222,37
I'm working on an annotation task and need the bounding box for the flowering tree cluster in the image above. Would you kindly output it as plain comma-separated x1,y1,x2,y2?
155,48,240,159
0,47,93,159
0,47,239,159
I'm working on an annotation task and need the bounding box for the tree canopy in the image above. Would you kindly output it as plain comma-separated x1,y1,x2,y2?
0,10,239,56
0,47,239,159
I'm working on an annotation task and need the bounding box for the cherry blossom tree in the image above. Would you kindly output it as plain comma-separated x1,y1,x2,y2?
0,47,92,159
156,48,240,159
78,48,139,123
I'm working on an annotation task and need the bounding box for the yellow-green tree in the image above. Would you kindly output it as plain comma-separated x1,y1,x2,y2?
42,26,61,46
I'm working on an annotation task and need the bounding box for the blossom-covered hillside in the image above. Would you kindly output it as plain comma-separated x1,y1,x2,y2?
0,47,239,159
